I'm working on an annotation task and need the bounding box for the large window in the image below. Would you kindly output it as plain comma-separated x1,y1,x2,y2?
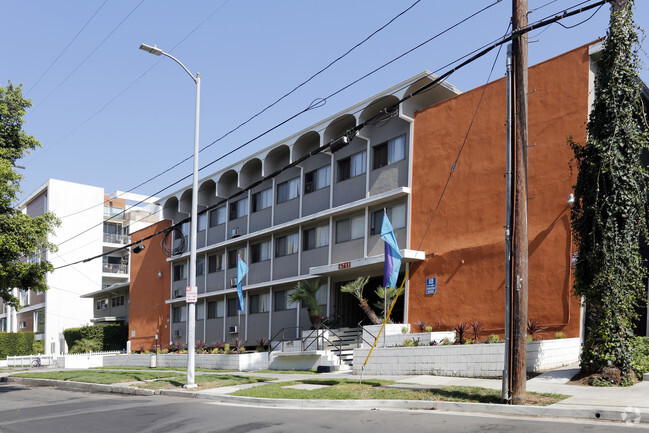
251,240,271,263
370,203,407,235
229,198,248,220
303,225,329,250
250,293,270,313
173,263,186,281
209,207,226,227
304,165,330,194
227,298,238,316
96,299,108,311
172,305,187,323
227,248,247,269
275,233,299,257
335,215,364,243
373,134,406,169
208,253,224,273
337,151,366,182
274,289,297,311
252,188,272,212
207,299,225,318
111,295,125,307
196,258,205,276
277,177,300,204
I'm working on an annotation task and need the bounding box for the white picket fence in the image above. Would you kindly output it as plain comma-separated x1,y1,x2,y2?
6,354,57,367
6,350,123,368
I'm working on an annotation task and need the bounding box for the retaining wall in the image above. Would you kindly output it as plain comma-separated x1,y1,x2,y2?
353,338,580,376
102,352,270,371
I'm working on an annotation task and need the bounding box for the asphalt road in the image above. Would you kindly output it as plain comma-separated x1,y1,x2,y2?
0,384,645,433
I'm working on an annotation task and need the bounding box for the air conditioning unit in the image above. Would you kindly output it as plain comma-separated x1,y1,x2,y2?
231,227,240,238
230,277,238,287
228,326,238,334
174,289,182,298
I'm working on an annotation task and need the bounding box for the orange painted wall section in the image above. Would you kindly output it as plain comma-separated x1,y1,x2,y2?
409,44,591,338
129,220,171,351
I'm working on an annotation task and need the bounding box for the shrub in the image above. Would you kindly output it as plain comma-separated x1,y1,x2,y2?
631,337,649,377
0,332,35,359
70,338,102,353
32,340,44,354
63,324,127,352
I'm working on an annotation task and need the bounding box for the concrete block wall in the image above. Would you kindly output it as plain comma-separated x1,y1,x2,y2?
353,338,581,377
101,352,270,371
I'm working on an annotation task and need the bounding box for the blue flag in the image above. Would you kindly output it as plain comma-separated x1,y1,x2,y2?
381,210,402,288
236,256,249,311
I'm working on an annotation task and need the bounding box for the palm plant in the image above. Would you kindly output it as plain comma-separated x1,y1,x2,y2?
288,278,323,327
341,276,381,325
373,285,402,323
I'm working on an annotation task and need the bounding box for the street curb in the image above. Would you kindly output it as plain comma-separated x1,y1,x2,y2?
3,376,647,424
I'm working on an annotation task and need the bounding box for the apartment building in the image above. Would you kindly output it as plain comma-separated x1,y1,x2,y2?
0,180,159,354
141,41,647,350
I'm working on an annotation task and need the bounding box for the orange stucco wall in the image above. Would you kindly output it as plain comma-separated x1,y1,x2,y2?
409,44,592,339
129,220,171,351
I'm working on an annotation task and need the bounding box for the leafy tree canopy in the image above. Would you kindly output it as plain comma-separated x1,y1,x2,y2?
0,82,59,307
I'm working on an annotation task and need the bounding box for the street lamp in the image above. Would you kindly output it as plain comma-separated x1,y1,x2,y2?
139,43,200,389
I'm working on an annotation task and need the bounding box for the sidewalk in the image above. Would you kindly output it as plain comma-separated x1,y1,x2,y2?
3,365,649,424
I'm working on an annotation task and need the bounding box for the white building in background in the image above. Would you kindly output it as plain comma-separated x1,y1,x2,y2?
0,179,159,354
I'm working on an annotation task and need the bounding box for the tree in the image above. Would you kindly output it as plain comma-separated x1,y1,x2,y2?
288,279,323,327
373,285,402,323
0,82,59,307
570,0,648,383
341,276,381,325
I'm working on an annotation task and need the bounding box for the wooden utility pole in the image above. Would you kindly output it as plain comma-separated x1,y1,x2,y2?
511,0,529,405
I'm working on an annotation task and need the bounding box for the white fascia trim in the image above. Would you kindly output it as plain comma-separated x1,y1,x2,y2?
16,303,46,314
309,249,425,276
167,187,411,262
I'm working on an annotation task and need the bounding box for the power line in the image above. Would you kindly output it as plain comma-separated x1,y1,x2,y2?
51,0,424,221
51,0,607,267
25,0,109,96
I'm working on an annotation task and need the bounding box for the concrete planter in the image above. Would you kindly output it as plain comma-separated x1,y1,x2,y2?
353,337,580,377
362,324,455,348
101,352,270,371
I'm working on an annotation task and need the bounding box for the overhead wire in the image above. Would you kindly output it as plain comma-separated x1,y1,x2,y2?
52,0,608,270
52,0,424,221
25,0,109,96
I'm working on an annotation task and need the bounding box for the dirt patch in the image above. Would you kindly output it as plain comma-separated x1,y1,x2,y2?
568,367,637,387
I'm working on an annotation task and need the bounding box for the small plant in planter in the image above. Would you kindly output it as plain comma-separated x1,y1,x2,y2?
195,340,207,354
224,343,231,354
454,321,467,344
425,326,433,333
256,337,269,352
527,320,547,341
401,326,408,334
415,320,429,333
173,340,185,353
469,321,485,343
211,340,224,352
486,334,503,344
441,338,453,345
554,332,566,339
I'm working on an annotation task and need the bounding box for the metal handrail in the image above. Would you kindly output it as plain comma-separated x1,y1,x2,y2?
357,320,378,347
270,325,352,365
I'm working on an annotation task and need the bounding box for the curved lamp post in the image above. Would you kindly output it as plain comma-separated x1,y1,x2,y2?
139,43,200,389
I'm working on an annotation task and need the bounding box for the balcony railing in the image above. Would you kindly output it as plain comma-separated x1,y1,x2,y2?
103,233,129,244
102,263,128,274
104,206,125,219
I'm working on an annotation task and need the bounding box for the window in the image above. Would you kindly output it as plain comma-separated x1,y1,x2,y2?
207,300,225,318
19,321,27,329
197,213,207,231
208,253,224,273
209,207,226,227
196,302,205,320
173,263,186,281
227,298,238,316
229,199,248,220
277,177,300,204
251,240,271,263
275,233,299,257
172,305,187,323
227,248,246,269
196,258,205,276
111,295,125,307
304,165,330,194
250,293,270,313
19,290,29,306
337,151,366,182
303,225,329,250
335,215,364,243
34,310,45,333
96,299,108,310
274,289,297,311
252,188,272,212
373,134,407,169
370,203,407,235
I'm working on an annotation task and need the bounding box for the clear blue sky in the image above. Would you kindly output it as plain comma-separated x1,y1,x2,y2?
3,0,647,204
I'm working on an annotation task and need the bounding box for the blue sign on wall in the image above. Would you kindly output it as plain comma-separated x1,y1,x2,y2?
425,277,437,295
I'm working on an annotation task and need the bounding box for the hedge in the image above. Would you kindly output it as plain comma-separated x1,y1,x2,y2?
0,332,35,359
63,324,127,352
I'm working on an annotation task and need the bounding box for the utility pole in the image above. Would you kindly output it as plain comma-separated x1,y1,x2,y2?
510,0,529,405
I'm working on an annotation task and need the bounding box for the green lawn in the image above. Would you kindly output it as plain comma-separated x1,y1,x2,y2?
231,379,567,406
13,370,179,384
253,369,317,374
136,374,271,390
93,366,235,373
